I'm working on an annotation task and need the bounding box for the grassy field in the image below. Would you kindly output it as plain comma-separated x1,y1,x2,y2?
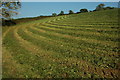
2,9,120,78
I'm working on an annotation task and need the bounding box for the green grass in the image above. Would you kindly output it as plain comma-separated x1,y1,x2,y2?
2,9,120,78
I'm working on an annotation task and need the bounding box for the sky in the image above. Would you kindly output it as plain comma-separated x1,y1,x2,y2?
21,0,120,2
1,0,120,2
14,2,119,19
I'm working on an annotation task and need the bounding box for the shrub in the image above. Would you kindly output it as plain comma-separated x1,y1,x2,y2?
58,11,64,15
80,9,88,13
52,13,57,17
95,4,105,11
2,19,16,26
69,10,74,14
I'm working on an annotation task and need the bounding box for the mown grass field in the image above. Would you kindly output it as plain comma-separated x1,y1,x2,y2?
2,9,120,78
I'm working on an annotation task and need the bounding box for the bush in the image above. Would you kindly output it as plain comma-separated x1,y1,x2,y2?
58,11,64,15
95,4,105,11
2,19,16,26
69,10,74,14
80,9,88,13
52,13,57,17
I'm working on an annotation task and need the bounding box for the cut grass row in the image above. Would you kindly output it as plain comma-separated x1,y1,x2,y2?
15,26,101,78
19,23,119,70
2,26,45,78
2,25,101,78
33,24,119,44
2,16,94,78
28,25,119,55
2,9,119,78
42,22,119,30
17,23,118,78
42,23,119,35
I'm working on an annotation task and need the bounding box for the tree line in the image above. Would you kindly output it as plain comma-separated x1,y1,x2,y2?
0,2,116,26
52,4,115,16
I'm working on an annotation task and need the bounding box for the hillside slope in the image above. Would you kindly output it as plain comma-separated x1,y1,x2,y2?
2,9,119,78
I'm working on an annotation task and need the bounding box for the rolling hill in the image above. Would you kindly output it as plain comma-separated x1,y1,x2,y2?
2,8,120,78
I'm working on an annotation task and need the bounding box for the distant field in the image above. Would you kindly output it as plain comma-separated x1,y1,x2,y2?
2,9,120,78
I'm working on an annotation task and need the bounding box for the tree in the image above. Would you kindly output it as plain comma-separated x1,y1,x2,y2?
69,10,74,14
80,9,88,13
52,13,57,16
58,11,64,15
95,4,105,11
0,1,21,20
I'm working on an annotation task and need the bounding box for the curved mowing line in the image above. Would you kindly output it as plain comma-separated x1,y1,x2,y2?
22,26,120,70
14,26,56,59
46,17,69,23
55,19,118,24
34,24,119,43
29,25,119,55
52,17,118,25
4,27,70,78
40,23,119,36
54,22,119,26
19,25,119,78
2,47,41,78
24,26,109,57
41,23,118,32
15,26,106,78
3,19,119,78
41,16,69,24
15,25,104,78
2,47,24,78
26,25,119,67
3,27,44,78
3,10,119,78
47,21,119,28
29,25,117,53
2,27,12,39
19,23,117,77
26,26,120,66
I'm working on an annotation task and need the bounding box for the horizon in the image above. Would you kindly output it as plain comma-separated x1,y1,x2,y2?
13,2,119,19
